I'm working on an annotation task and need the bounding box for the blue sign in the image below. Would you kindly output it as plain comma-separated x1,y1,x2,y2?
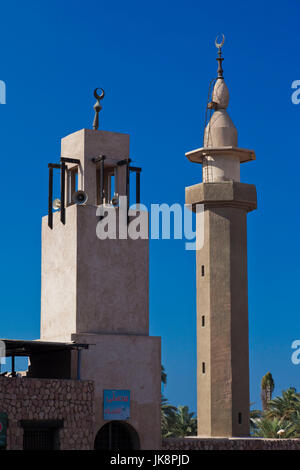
103,390,130,420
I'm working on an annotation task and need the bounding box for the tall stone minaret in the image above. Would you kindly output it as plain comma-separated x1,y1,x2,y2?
185,38,257,437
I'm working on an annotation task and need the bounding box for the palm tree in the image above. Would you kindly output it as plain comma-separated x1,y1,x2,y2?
160,366,178,437
250,404,262,434
266,388,300,420
160,366,197,438
161,396,178,438
166,406,197,438
161,365,167,386
290,410,300,436
175,406,197,437
253,416,297,438
261,372,275,411
251,385,300,438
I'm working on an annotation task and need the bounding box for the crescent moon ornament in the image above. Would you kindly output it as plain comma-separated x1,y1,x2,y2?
215,34,225,78
93,87,105,130
215,33,225,50
94,87,105,101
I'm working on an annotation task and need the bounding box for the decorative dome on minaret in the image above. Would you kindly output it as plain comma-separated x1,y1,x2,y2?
211,79,229,108
204,37,237,148
186,35,255,183
204,77,238,148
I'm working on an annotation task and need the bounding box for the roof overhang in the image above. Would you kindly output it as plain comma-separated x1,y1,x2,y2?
0,339,90,357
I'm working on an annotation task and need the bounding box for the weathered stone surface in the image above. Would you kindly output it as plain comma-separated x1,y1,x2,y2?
0,377,94,450
162,437,300,450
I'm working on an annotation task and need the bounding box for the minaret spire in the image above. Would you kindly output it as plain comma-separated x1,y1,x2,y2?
215,34,225,79
93,87,105,130
203,35,237,159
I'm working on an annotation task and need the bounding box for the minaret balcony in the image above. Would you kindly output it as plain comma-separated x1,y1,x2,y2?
185,180,257,213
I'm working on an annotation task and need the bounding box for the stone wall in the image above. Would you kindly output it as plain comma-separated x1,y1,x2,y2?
162,437,300,450
0,377,94,450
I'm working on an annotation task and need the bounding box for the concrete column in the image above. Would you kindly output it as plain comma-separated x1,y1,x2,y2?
186,181,257,437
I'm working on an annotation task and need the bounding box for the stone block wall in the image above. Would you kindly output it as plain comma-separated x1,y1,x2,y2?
162,437,300,450
0,377,94,450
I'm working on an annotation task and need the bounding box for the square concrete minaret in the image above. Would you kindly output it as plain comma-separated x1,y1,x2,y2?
185,38,257,437
39,89,161,449
41,128,149,340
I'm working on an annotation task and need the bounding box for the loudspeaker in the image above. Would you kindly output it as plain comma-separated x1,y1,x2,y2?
72,190,88,205
52,198,61,210
111,194,119,207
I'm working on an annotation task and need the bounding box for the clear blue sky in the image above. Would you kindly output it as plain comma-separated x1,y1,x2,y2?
0,0,300,413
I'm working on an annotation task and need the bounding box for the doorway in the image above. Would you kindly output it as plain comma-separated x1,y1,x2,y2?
94,422,140,450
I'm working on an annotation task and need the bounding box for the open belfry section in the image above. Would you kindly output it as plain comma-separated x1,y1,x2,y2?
185,36,257,437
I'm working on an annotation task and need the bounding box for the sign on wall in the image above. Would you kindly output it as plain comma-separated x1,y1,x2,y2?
0,412,8,448
103,390,130,420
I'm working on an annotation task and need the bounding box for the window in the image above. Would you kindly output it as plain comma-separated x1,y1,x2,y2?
201,265,205,277
23,428,55,450
96,166,116,205
21,420,63,450
201,315,205,327
238,413,242,424
67,167,78,205
202,362,205,374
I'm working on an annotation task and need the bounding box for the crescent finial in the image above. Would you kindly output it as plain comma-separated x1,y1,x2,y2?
215,33,225,50
93,87,105,130
94,87,105,101
215,34,225,79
